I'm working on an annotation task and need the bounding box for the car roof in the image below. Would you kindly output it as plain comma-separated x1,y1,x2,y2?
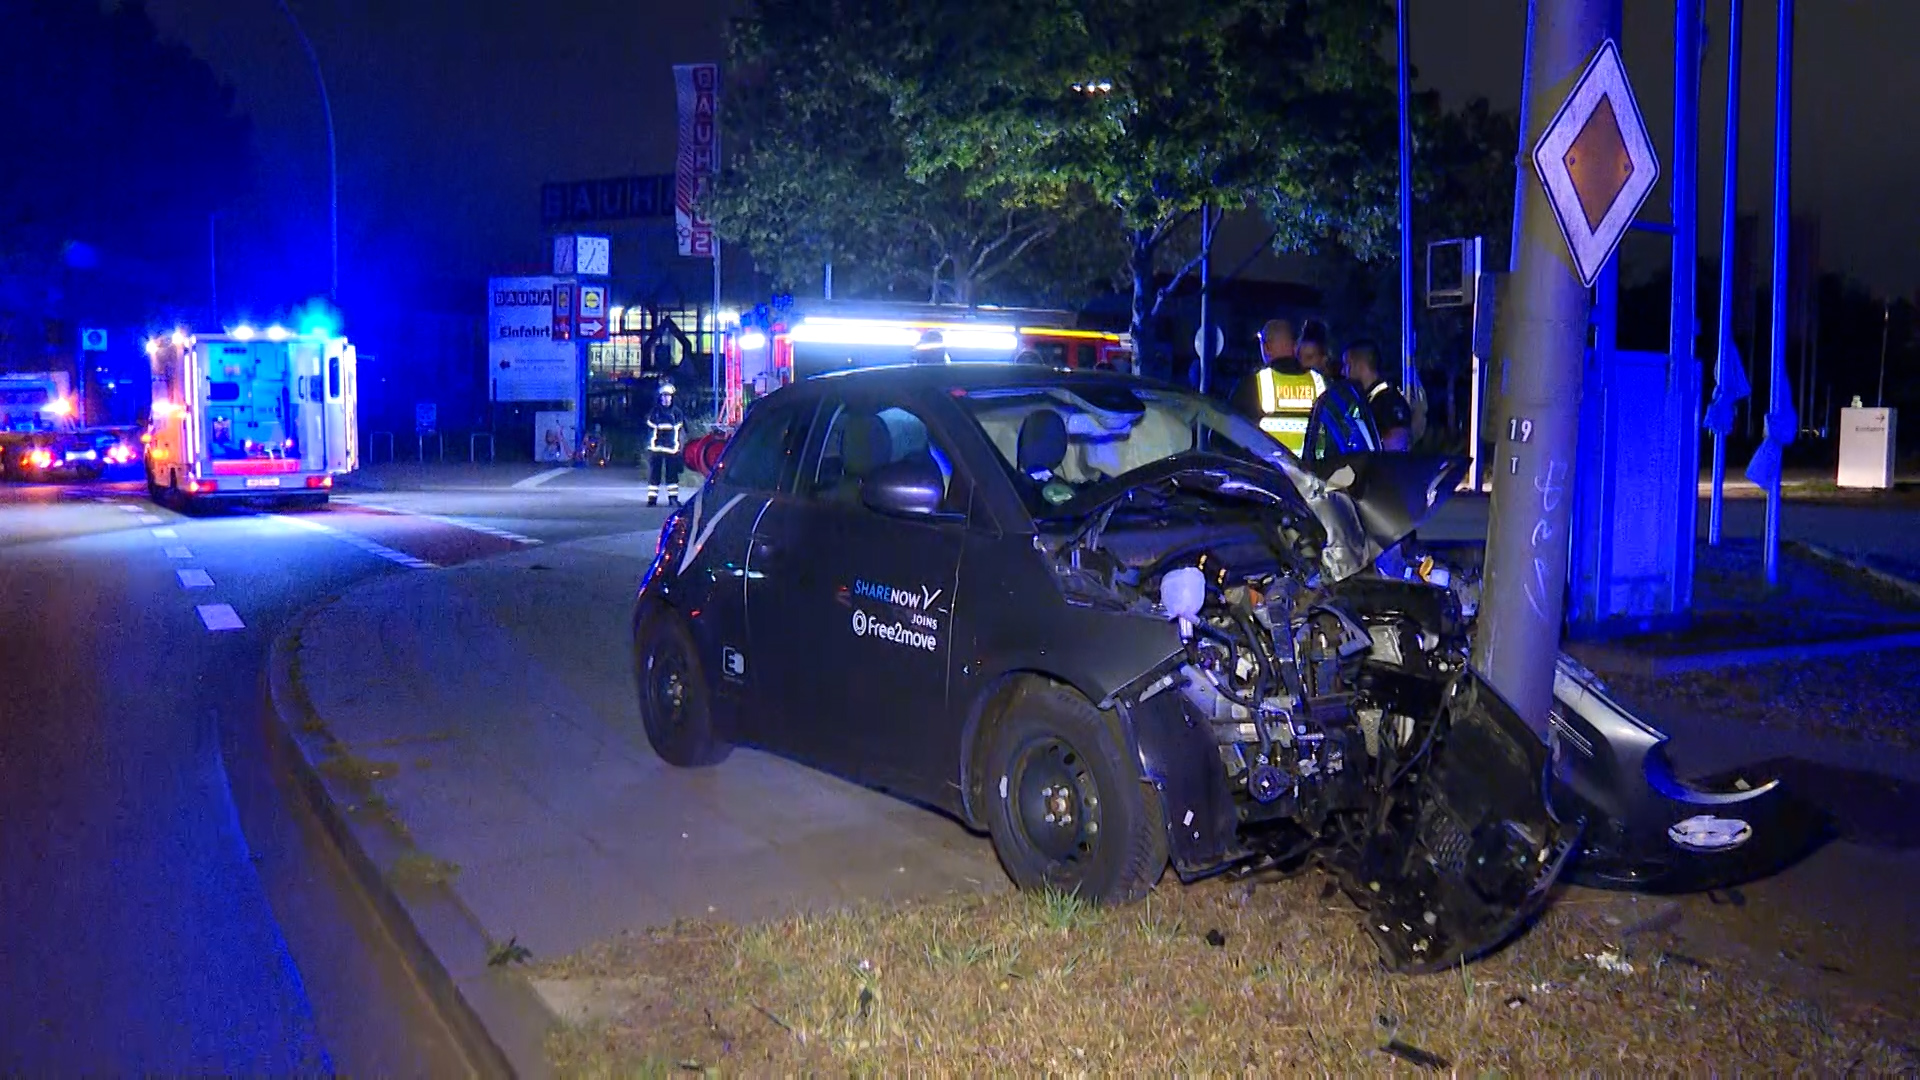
800,362,1179,399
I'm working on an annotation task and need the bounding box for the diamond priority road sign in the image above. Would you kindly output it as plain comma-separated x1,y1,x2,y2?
1532,39,1659,288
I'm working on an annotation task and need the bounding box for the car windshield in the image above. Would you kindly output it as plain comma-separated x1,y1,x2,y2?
952,380,1312,518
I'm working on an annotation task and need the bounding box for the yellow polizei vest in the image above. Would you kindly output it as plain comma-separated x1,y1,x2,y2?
1255,367,1325,454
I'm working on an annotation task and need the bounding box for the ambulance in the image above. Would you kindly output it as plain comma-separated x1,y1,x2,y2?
143,325,359,508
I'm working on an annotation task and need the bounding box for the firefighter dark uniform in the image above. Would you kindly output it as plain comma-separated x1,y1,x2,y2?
644,383,686,506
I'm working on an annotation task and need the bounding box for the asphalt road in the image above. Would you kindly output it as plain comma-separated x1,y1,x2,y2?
0,471,663,1073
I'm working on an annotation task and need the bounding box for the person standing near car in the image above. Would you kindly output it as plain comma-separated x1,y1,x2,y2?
1296,320,1378,460
1231,318,1321,455
1341,339,1414,452
644,381,686,506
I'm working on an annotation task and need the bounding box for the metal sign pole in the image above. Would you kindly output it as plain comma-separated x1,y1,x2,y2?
1396,0,1417,391
1471,0,1617,734
1760,0,1795,586
1708,0,1745,546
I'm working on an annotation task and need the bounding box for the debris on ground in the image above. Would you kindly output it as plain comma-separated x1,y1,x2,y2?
536,875,1916,1074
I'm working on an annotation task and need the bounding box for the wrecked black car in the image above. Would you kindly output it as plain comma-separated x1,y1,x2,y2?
633,365,1798,971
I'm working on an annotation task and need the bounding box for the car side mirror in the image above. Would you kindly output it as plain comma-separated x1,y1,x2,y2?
860,456,949,519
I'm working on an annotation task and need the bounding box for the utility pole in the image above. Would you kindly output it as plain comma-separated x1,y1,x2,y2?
1396,0,1417,391
1878,300,1890,407
276,0,338,302
1470,0,1616,733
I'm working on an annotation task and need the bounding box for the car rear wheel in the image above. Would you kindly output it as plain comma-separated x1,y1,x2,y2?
635,609,729,767
981,685,1167,904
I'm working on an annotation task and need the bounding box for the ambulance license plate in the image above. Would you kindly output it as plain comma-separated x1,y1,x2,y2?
245,477,282,488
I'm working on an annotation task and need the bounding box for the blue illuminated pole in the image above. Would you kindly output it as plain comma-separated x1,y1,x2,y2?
1670,0,1701,609
275,0,339,302
1708,0,1743,545
1762,0,1793,584
1396,0,1416,390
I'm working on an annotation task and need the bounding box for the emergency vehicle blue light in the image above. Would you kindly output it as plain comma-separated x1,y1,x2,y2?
266,325,290,342
231,325,256,341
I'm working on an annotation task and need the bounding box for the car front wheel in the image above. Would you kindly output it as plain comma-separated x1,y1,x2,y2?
634,609,729,767
982,685,1167,904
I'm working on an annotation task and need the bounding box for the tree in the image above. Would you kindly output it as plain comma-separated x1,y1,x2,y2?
0,0,253,342
709,0,1111,307
876,0,1399,378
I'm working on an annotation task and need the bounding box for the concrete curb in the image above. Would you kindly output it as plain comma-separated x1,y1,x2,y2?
1568,628,1920,677
1789,539,1920,604
265,601,556,1078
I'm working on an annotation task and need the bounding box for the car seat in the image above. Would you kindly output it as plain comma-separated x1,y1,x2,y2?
834,412,893,501
1015,409,1068,478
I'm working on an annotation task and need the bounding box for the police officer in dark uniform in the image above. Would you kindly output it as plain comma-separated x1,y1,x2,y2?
1341,339,1414,452
1297,320,1378,461
644,381,687,506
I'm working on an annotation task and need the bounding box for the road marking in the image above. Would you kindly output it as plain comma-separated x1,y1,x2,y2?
344,503,543,546
135,514,163,525
510,467,573,489
152,527,178,538
273,514,439,569
196,603,245,631
177,568,214,589
164,545,193,558
119,505,144,514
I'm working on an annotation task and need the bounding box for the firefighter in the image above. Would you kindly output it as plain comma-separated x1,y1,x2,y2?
644,381,687,506
1230,318,1322,455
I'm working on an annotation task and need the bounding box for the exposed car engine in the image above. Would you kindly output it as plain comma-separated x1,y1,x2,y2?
1040,458,1579,971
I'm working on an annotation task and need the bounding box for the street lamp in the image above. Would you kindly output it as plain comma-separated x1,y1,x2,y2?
275,0,338,301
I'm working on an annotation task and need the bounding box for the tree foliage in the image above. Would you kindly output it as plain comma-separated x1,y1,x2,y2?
875,0,1400,375
0,0,253,327
709,0,1116,306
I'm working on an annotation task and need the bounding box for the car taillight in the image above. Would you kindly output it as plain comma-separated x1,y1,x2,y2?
187,478,219,494
27,449,52,469
305,475,333,488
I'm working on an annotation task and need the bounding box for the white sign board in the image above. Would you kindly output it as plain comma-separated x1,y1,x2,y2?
1532,40,1659,288
1836,407,1897,489
488,276,577,402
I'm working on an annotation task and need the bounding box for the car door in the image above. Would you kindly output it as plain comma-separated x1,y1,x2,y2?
684,394,817,739
746,390,971,787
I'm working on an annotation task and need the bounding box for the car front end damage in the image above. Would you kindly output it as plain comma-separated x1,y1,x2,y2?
1039,452,1813,970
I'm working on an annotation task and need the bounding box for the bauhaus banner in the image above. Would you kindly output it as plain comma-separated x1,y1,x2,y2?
673,63,719,258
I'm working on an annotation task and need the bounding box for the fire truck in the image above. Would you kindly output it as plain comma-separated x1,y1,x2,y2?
684,301,1130,472
144,325,359,508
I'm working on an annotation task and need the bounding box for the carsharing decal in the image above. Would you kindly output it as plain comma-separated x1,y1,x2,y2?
841,577,945,651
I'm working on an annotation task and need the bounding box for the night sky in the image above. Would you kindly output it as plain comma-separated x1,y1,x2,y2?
138,0,1918,310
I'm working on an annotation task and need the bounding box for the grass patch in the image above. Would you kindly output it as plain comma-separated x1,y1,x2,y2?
387,851,460,888
537,875,1916,1075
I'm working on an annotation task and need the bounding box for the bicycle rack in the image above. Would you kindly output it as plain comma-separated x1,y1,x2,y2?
368,431,396,464
416,431,445,463
470,432,495,463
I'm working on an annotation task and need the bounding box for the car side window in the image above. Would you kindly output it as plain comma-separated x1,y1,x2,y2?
710,398,813,492
799,399,966,514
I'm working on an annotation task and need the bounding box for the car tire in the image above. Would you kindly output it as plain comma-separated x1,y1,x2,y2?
981,685,1168,904
634,609,730,767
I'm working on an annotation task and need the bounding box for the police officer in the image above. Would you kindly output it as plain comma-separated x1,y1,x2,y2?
1341,339,1415,452
1230,318,1322,455
644,381,687,506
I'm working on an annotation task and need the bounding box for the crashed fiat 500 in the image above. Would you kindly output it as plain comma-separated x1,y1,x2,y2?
633,365,1804,971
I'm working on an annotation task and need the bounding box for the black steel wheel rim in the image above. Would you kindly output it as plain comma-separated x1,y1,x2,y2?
1009,736,1103,865
645,636,692,736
